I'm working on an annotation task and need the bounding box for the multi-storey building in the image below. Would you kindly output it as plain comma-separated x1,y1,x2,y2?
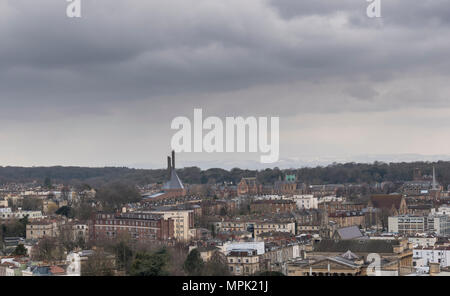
90,212,174,242
413,246,450,268
149,208,194,241
273,174,298,195
214,219,296,237
318,201,366,214
309,184,345,197
368,194,408,216
408,235,437,248
328,211,365,228
0,208,43,221
201,199,237,216
26,219,64,240
250,200,296,214
237,177,262,196
227,249,260,275
388,214,450,236
290,195,318,210
253,221,296,237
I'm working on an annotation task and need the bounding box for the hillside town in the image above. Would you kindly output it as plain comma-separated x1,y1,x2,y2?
1,152,450,276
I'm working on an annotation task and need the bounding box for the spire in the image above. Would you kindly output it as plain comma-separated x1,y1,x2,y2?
432,166,439,190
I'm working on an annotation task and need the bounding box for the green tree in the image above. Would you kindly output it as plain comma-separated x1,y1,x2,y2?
2,216,30,238
44,177,52,189
129,248,170,276
183,249,204,276
12,244,28,256
55,206,73,218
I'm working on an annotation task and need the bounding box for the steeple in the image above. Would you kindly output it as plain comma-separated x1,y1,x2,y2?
432,166,439,190
162,150,185,191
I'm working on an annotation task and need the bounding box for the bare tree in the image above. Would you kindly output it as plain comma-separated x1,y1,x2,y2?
32,237,63,263
81,249,116,276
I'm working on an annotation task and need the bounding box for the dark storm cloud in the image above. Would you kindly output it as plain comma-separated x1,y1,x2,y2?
1,0,449,117
1,0,450,167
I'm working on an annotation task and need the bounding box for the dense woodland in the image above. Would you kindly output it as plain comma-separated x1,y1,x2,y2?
0,161,449,188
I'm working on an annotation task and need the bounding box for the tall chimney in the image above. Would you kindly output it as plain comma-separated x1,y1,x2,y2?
167,156,171,173
172,150,175,169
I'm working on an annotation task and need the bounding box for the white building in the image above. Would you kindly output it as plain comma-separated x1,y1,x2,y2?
318,196,344,203
66,251,83,276
66,250,98,276
413,247,450,268
150,209,194,241
0,208,43,220
388,214,450,236
254,195,284,200
408,235,437,248
432,205,450,216
222,241,265,255
290,195,318,210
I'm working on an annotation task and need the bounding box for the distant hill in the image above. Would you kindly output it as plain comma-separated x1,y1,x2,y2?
0,161,449,188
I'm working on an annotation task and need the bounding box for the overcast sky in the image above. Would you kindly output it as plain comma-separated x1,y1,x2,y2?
1,0,450,169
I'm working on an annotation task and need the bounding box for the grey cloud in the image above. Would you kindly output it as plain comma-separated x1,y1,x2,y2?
0,0,450,166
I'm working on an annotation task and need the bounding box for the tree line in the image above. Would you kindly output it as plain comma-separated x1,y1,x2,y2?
0,161,449,188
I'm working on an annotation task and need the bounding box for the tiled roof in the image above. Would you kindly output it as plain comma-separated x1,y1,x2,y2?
335,226,364,240
370,194,403,210
50,265,66,275
314,239,398,254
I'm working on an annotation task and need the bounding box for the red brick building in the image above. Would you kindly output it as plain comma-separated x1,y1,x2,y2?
237,177,262,196
201,199,237,216
368,194,407,216
90,212,174,242
318,201,366,214
250,200,296,214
